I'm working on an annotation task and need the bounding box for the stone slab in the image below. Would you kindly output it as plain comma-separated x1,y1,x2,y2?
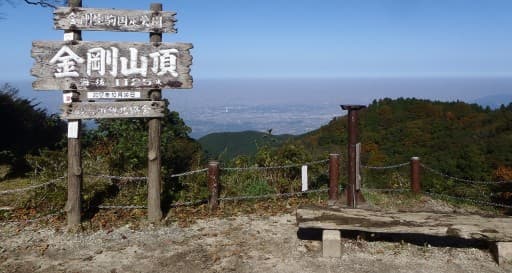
322,230,341,257
297,205,512,242
492,242,512,266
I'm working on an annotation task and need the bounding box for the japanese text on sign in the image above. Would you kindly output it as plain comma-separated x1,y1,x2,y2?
53,7,177,33
32,40,192,90
49,45,178,88
67,12,164,29
87,91,142,99
61,101,166,119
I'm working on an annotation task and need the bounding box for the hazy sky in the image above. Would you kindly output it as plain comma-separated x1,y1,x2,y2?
1,0,512,81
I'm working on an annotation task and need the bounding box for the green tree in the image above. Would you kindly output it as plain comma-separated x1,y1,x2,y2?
85,99,202,180
0,0,66,9
0,83,66,175
83,100,203,206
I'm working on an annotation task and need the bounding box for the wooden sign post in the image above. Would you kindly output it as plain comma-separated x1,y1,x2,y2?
31,1,193,226
147,2,164,222
64,0,82,228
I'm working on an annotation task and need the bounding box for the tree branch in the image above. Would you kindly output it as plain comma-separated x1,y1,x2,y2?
23,0,61,9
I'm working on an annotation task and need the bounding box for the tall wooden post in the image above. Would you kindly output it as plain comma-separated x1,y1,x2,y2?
147,2,164,222
64,0,83,228
341,105,366,208
328,154,340,205
208,161,220,211
410,157,421,194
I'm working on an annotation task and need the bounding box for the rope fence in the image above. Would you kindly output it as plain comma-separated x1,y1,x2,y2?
2,156,512,224
218,188,329,202
94,189,330,210
421,163,512,185
88,175,147,181
0,176,65,195
362,162,410,170
170,168,208,178
363,188,410,193
423,191,512,209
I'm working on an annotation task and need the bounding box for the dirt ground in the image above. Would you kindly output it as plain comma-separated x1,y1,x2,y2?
0,210,510,273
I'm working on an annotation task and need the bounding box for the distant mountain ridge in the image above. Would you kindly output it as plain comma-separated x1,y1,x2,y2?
200,98,512,184
473,94,512,109
292,98,512,180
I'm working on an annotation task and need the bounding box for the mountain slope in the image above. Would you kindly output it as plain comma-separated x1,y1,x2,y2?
198,130,294,161
295,98,512,179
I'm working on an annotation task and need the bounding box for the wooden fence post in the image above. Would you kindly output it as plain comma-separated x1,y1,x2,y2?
328,154,340,205
147,2,164,222
341,105,366,208
208,161,220,210
65,0,83,228
410,157,421,194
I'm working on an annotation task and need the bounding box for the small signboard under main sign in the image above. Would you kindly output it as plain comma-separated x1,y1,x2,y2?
61,101,166,120
87,91,142,99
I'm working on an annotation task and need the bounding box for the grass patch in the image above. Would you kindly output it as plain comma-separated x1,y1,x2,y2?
363,190,424,210
362,190,503,215
0,177,36,191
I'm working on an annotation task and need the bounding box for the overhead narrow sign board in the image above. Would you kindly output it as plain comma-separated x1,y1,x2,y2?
61,101,166,119
31,41,193,91
54,7,177,33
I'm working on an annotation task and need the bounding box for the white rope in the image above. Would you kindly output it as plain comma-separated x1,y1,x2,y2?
424,191,512,209
89,168,208,182
97,205,147,209
219,188,328,201
95,189,328,210
363,188,410,193
88,174,147,181
170,168,208,178
421,163,512,185
0,177,64,195
362,162,410,170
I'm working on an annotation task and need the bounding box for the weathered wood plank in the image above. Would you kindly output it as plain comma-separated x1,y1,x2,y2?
32,41,193,91
60,101,166,119
297,205,512,242
54,7,176,33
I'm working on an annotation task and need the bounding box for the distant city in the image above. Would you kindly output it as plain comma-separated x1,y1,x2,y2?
174,104,340,138
7,77,512,139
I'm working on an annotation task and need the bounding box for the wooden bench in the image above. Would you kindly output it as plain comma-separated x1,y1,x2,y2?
296,205,512,265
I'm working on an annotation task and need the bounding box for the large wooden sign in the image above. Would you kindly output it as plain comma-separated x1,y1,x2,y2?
31,41,193,91
61,101,166,119
54,7,177,33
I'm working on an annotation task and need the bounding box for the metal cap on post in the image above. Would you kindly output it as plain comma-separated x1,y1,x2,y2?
328,154,340,206
340,104,366,208
208,161,220,211
410,157,421,194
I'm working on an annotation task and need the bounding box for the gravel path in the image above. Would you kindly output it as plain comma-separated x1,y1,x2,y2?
0,212,510,273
